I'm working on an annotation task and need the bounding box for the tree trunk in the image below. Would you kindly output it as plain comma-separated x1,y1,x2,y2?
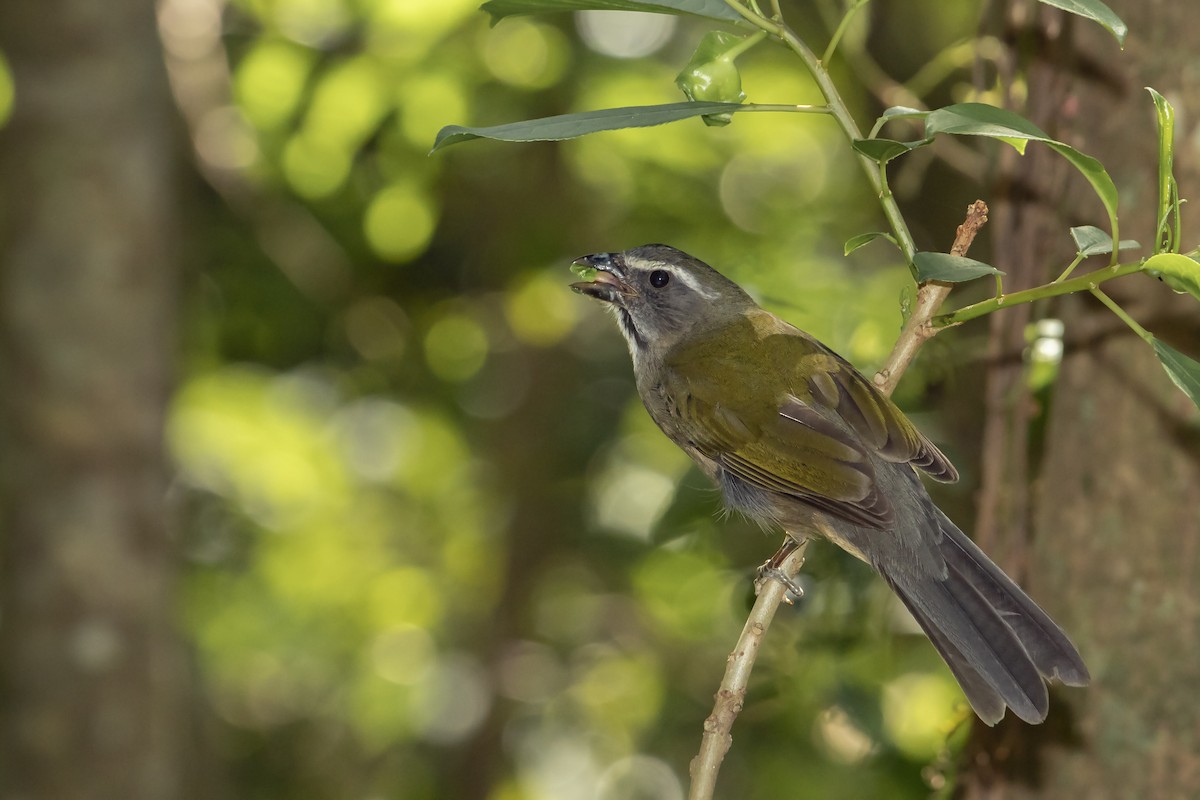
960,1,1200,796
0,2,188,798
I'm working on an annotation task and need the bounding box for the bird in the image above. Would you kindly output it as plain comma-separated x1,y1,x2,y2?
570,243,1089,725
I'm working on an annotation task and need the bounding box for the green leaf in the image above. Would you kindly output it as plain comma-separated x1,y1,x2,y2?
844,231,897,256
925,103,1049,144
431,102,746,151
1070,225,1139,257
1152,338,1200,410
1044,142,1120,246
1144,253,1200,301
481,0,744,24
925,104,1120,250
1148,87,1177,253
851,138,923,164
913,252,1003,283
878,105,926,122
1036,0,1127,46
868,106,927,139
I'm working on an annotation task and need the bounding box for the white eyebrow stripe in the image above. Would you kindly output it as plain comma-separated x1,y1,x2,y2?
647,261,718,299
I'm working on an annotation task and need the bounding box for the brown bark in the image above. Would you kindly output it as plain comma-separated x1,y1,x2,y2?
0,2,188,798
960,1,1200,797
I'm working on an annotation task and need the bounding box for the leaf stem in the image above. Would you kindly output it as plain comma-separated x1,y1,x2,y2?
1090,287,1153,343
1055,253,1085,282
724,30,769,61
822,0,869,66
740,102,831,114
780,37,917,262
935,260,1145,327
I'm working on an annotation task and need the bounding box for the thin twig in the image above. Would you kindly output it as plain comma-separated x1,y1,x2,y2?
687,202,989,800
874,200,990,393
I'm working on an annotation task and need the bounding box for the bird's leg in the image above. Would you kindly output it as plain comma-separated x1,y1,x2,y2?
755,535,807,603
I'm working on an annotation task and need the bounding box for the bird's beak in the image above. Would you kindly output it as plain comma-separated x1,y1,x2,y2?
570,252,631,304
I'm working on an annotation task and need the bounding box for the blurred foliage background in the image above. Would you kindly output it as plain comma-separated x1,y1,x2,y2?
1,0,1027,797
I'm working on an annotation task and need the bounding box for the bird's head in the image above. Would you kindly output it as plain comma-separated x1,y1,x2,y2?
571,244,754,357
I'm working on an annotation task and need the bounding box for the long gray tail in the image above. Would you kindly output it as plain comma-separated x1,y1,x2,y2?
885,509,1089,725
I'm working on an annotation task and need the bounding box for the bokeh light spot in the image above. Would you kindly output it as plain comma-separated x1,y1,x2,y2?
573,650,663,737
274,0,351,46
410,652,492,744
423,312,489,382
575,11,676,59
0,54,12,129
633,550,732,639
282,130,353,198
882,671,962,759
497,641,566,703
505,270,580,346
307,56,388,148
399,73,469,149
597,755,684,800
371,624,436,685
194,105,259,171
234,39,314,130
368,567,443,629
363,182,438,262
590,462,675,540
482,18,570,89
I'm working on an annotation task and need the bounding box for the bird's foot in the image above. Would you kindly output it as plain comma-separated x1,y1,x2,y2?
754,538,806,603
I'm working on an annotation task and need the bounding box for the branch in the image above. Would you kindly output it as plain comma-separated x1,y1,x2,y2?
875,200,990,393
687,201,989,800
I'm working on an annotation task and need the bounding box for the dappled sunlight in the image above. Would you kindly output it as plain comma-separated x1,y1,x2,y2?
149,0,992,796
883,672,967,760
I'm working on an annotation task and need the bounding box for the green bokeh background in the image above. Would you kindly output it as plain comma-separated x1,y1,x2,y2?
40,1,1006,796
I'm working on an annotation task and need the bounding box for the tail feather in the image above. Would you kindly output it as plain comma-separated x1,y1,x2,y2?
935,508,1090,687
883,511,1088,725
888,579,1008,723
889,567,1049,724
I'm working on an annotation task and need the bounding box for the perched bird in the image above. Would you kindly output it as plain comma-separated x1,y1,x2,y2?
570,243,1088,725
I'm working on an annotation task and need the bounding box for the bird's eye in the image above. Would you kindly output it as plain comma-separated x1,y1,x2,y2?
649,270,671,288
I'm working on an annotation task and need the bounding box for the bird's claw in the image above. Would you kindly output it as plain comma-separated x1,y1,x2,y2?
755,564,805,604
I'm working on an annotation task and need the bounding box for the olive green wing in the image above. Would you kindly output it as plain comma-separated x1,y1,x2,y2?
669,323,956,530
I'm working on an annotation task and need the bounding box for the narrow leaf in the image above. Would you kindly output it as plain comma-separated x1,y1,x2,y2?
851,138,922,164
913,252,1003,283
1070,225,1139,257
1148,87,1177,253
1152,338,1200,410
844,231,897,256
925,104,1120,249
1144,253,1200,301
481,0,744,24
1044,142,1120,244
431,102,745,151
1036,0,1127,46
